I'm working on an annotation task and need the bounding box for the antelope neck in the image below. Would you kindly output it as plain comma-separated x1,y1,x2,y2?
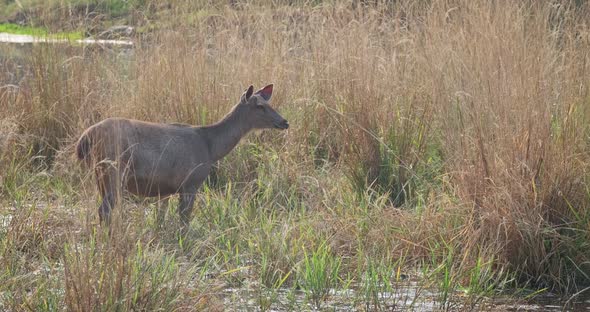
204,105,253,162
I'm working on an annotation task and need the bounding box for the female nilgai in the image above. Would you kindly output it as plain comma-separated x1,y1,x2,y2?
76,84,288,225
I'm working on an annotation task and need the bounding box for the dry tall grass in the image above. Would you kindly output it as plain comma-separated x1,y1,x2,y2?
2,0,590,307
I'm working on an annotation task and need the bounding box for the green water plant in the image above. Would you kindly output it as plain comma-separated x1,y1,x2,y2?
299,242,341,310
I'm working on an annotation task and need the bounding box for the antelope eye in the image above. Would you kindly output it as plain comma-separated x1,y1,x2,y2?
256,104,265,110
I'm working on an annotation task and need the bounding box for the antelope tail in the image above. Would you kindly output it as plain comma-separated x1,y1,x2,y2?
76,134,91,161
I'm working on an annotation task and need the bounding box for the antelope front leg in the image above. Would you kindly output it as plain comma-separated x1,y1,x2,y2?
178,189,197,227
156,197,170,226
177,170,208,230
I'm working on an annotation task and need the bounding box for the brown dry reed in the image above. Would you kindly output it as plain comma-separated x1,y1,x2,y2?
2,0,590,301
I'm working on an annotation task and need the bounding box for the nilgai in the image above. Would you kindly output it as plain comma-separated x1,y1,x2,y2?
76,84,288,226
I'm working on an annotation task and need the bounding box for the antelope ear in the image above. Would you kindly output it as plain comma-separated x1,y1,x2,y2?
242,85,254,103
255,84,273,101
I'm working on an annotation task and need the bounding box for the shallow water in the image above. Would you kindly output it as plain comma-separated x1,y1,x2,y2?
219,278,590,311
0,32,133,46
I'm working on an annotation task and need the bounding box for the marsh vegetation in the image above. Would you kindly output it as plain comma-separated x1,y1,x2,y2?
1,0,590,310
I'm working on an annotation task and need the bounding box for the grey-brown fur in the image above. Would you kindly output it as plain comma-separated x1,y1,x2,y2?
76,84,288,225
